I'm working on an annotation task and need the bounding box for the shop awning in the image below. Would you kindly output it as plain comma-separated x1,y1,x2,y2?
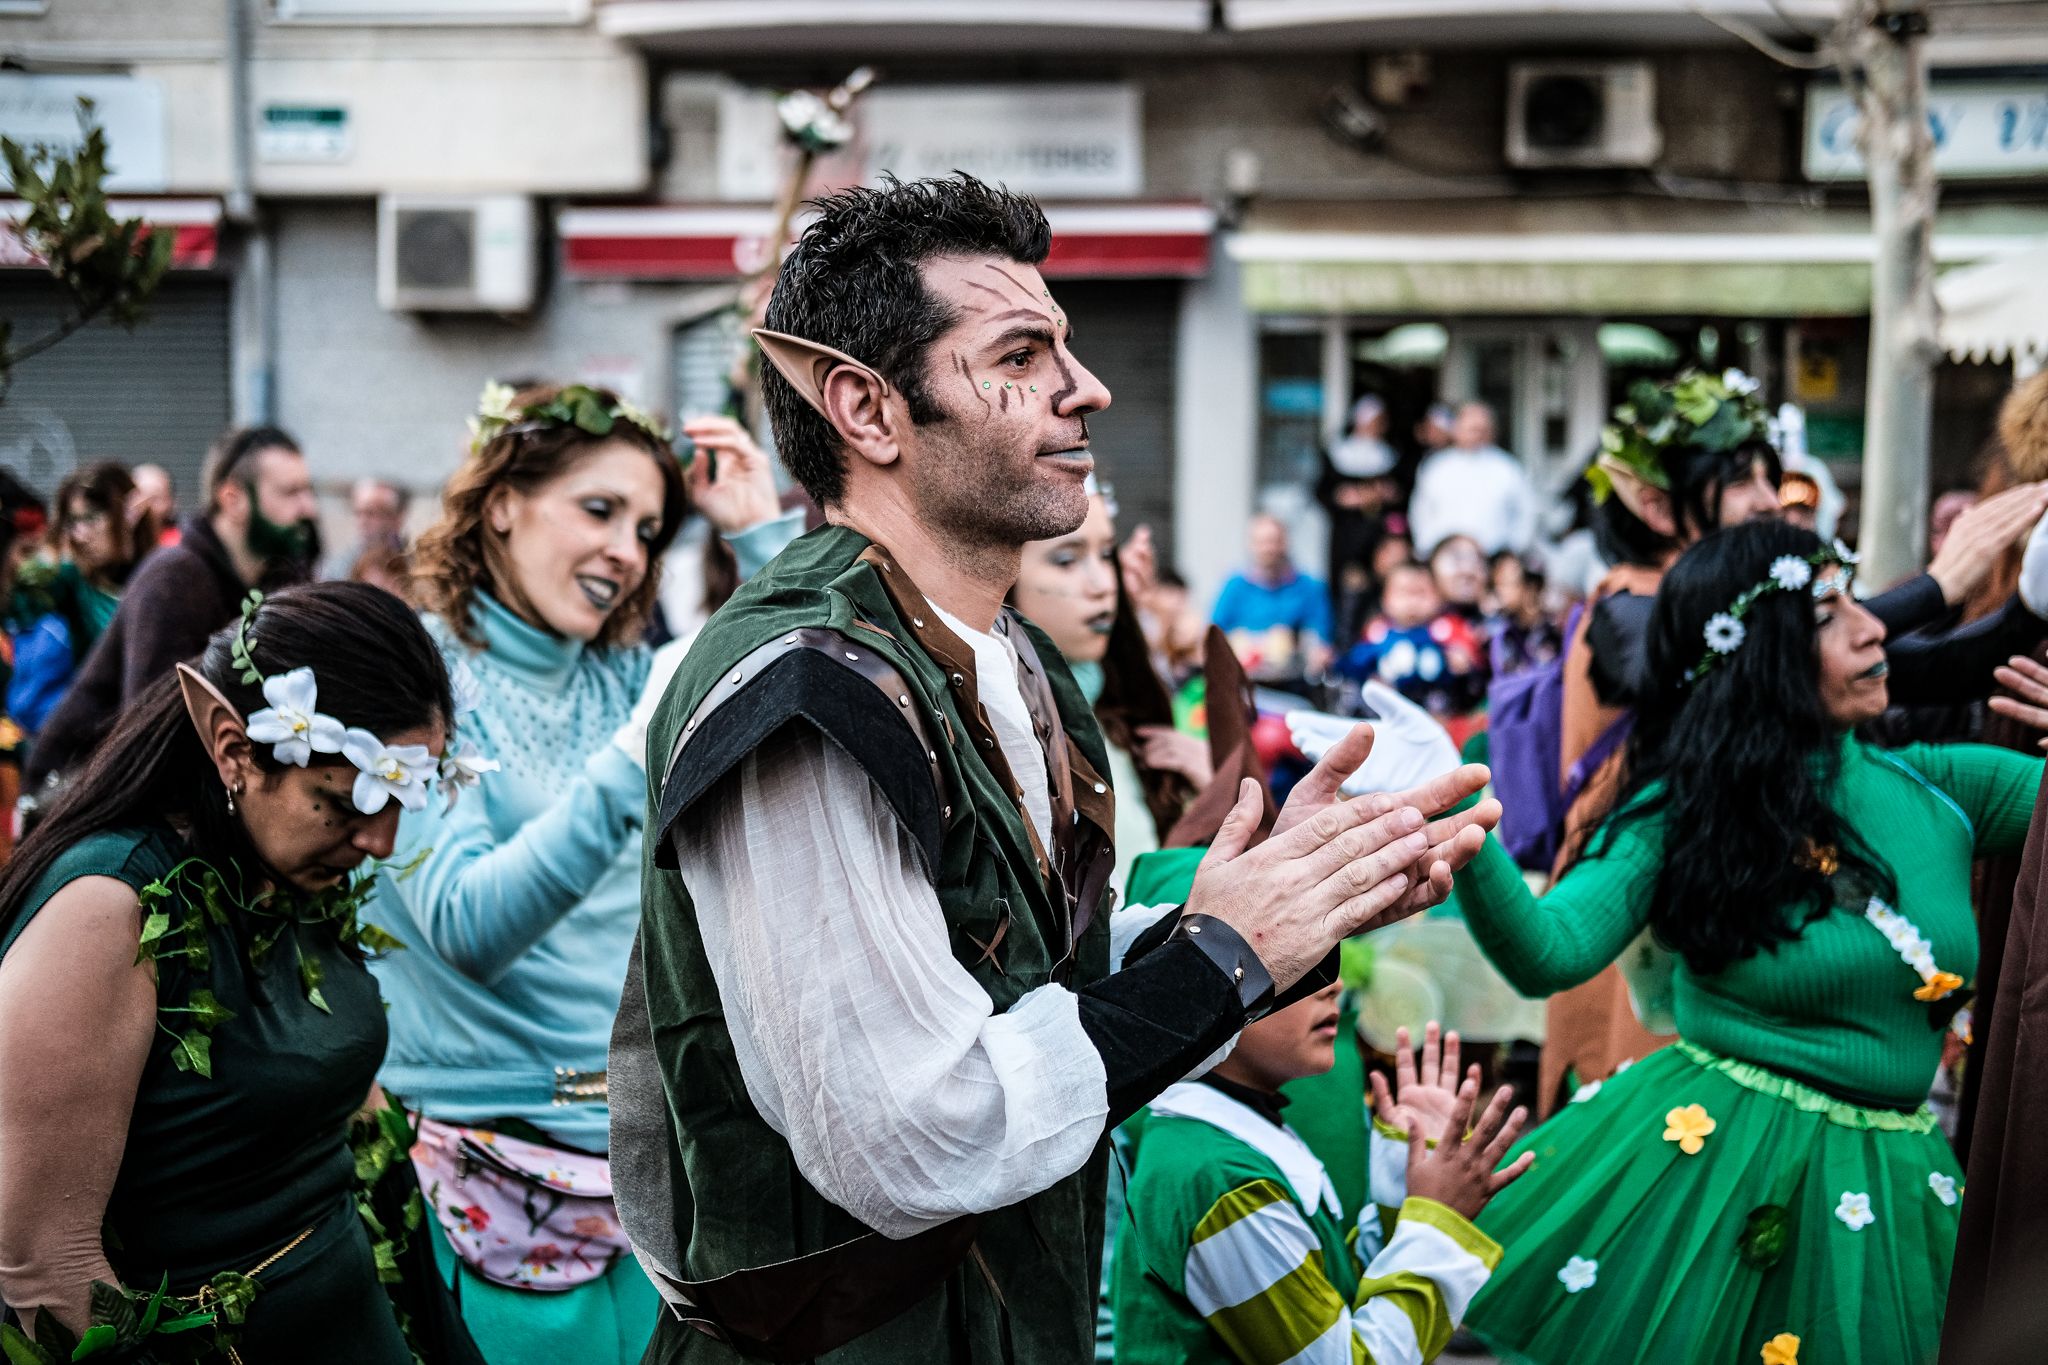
0,197,220,270
1229,202,2048,316
559,202,1214,281
1937,243,2048,369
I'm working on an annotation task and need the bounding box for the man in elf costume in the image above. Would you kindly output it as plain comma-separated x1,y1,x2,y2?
607,174,1499,1363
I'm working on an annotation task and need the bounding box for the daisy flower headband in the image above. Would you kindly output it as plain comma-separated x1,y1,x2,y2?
233,591,498,814
1683,541,1858,686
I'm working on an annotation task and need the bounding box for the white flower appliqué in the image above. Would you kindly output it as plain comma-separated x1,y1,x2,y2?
1557,1256,1598,1293
1570,1079,1603,1104
1703,613,1746,656
342,727,439,815
243,667,347,768
1864,898,1965,1002
1769,556,1813,592
1928,1172,1958,1207
1834,1191,1876,1232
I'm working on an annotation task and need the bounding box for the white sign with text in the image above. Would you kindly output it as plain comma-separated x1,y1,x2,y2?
1806,77,2048,180
0,74,167,191
717,83,1142,201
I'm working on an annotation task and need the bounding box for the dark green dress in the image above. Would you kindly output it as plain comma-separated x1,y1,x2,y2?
0,825,410,1364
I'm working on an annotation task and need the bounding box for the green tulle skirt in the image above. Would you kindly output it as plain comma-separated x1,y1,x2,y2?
1465,1040,1960,1365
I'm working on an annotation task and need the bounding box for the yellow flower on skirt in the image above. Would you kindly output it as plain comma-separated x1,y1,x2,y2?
1760,1332,1800,1364
1662,1103,1716,1155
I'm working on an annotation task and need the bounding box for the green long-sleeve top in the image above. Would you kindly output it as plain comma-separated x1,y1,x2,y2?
1458,734,2043,1108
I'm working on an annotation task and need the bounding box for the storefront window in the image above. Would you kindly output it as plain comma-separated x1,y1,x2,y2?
1256,330,1323,492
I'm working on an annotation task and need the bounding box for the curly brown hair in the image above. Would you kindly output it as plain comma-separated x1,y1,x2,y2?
411,383,686,649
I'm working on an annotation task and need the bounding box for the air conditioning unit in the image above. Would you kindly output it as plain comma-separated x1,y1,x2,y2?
1506,61,1661,169
377,194,536,312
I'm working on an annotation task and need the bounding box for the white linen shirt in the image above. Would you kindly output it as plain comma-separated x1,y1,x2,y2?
673,607,1111,1240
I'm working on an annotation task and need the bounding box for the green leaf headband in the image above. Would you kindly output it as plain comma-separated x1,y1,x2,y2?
1589,368,1773,505
466,381,671,454
1683,541,1858,686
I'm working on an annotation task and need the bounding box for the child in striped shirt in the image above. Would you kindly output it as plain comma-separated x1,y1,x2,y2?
1110,995,1531,1365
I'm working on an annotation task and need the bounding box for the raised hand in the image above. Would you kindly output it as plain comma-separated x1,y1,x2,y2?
1990,654,2048,750
1386,1067,1533,1222
1927,481,2048,606
1368,1022,1462,1144
682,414,784,536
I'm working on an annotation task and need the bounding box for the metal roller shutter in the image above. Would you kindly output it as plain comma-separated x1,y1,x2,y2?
1056,280,1178,565
0,277,231,501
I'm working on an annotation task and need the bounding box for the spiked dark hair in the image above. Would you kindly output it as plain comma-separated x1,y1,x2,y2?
761,173,1052,506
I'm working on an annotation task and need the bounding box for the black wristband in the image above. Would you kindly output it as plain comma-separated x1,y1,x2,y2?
1168,913,1276,1019
1077,936,1246,1127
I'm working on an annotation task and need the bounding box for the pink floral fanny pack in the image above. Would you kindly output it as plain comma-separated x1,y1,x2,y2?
411,1115,629,1292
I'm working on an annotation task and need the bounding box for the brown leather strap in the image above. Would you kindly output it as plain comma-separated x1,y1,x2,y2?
665,625,950,822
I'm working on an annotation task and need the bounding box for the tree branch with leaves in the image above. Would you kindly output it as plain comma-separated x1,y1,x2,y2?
0,97,173,410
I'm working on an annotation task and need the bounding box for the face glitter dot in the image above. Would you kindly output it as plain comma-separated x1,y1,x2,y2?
982,381,991,389
1004,382,1013,389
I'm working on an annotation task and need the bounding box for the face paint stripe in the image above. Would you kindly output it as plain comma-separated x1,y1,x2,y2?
1048,348,1080,410
983,263,1040,304
955,350,990,408
963,281,1010,305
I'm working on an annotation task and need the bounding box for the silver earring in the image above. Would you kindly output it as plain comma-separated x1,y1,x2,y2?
226,783,239,815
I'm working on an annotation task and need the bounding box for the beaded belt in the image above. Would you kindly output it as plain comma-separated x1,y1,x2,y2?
552,1066,608,1105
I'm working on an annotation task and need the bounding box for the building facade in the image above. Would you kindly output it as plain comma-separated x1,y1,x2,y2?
1,1,2044,602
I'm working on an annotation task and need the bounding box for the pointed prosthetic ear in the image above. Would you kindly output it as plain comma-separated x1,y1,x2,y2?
753,329,891,422
178,664,253,786
1596,457,1676,535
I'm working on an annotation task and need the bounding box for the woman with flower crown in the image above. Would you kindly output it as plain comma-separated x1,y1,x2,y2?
0,581,468,1362
1534,370,2048,1117
361,382,797,1365
1407,520,2042,1364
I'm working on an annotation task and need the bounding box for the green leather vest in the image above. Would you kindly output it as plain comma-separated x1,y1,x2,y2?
611,525,1117,1363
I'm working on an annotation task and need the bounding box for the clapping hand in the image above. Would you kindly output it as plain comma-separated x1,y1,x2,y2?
1184,725,1497,993
1272,722,1499,931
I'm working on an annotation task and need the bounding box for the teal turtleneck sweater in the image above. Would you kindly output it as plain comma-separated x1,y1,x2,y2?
364,592,652,1151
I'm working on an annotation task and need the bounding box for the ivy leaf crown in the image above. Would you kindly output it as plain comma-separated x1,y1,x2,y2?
1588,368,1772,505
466,380,671,454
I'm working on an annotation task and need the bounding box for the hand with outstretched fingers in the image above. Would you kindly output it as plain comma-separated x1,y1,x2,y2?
1182,724,1496,992
1385,1067,1534,1222
1368,1021,1463,1144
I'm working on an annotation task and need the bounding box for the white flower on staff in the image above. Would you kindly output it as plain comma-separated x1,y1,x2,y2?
439,742,500,806
1769,556,1812,592
1704,613,1746,655
1928,1172,1958,1207
1834,1191,1875,1231
343,727,439,815
1557,1256,1599,1293
243,667,346,768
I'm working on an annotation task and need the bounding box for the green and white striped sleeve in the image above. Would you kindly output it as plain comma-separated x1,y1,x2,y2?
1184,1181,1500,1365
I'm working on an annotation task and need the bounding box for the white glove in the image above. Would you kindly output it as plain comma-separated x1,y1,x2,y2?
2021,507,2048,618
612,636,693,768
1285,685,1460,798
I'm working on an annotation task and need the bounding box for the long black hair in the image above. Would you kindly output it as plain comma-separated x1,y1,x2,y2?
1596,520,1894,974
0,582,454,920
1592,437,1784,568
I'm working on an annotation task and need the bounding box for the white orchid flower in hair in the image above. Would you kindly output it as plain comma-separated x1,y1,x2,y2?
244,667,347,767
342,727,439,814
438,741,500,807
448,657,483,718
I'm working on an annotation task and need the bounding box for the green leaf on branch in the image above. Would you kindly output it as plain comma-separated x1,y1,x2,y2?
170,1031,212,1079
85,1281,136,1342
